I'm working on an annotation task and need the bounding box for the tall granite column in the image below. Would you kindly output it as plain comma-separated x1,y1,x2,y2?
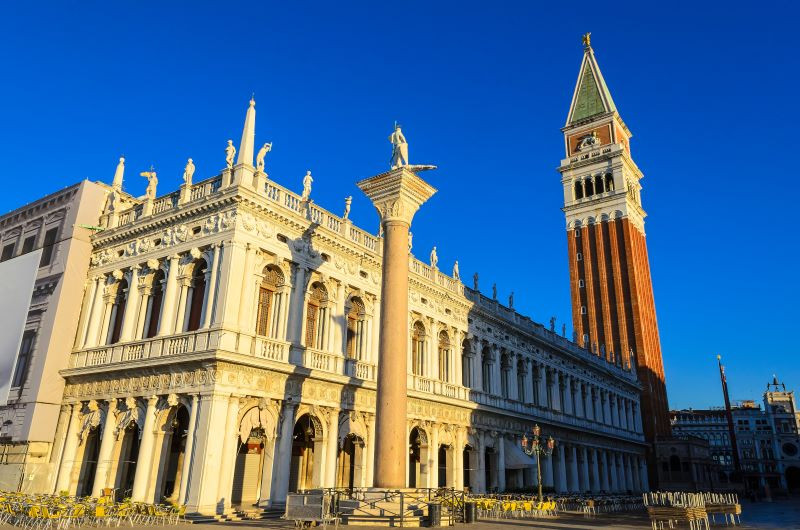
358,166,436,488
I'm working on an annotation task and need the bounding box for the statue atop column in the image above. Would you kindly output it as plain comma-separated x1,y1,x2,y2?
389,123,409,169
301,171,313,201
183,158,195,186
343,196,352,220
452,260,460,280
140,168,158,200
256,142,272,173
225,140,236,168
112,156,125,190
429,246,438,269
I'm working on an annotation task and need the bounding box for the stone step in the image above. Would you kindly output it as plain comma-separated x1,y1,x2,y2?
340,514,425,527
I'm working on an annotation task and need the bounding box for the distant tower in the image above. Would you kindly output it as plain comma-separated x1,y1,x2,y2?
558,36,671,444
718,355,741,474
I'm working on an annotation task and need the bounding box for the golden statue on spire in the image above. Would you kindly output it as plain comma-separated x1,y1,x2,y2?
582,32,591,50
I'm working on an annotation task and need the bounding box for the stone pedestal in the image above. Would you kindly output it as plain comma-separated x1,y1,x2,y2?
357,166,436,488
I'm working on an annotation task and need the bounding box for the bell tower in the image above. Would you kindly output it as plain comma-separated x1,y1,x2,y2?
558,35,671,446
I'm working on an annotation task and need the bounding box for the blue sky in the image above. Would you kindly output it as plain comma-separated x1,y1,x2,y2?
1,2,797,409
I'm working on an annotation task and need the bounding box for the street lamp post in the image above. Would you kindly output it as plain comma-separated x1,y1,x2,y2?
520,424,556,502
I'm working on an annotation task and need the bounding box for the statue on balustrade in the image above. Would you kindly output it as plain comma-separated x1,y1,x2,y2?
473,272,479,291
509,291,514,308
301,171,313,201
452,260,460,280
256,142,272,173
430,246,438,269
225,140,236,168
343,196,352,220
389,123,409,169
140,168,158,200
492,283,497,300
183,158,195,186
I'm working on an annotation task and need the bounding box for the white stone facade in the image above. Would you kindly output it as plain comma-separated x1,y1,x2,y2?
48,102,648,514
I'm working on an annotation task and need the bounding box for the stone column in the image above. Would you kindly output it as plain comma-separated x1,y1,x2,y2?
174,278,191,334
365,415,376,486
55,403,82,493
579,446,590,493
357,166,435,488
179,394,200,504
325,409,339,487
132,396,159,501
429,425,439,488
639,457,649,492
271,402,298,505
601,450,610,492
91,400,118,497
569,445,579,492
616,453,625,492
557,445,568,493
185,393,229,514
563,375,573,414
84,277,108,348
237,244,256,332
119,266,141,342
217,396,241,510
497,434,506,492
544,452,554,488
287,265,308,345
590,448,600,492
76,277,100,348
201,244,221,328
625,455,634,492
609,451,618,492
158,255,181,336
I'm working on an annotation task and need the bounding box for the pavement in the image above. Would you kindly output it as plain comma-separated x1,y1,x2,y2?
136,499,800,530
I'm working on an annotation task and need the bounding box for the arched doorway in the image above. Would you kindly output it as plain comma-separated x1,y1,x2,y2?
484,447,495,492
336,434,365,489
76,427,100,497
160,406,190,501
786,466,800,491
438,445,450,487
463,445,473,491
408,427,430,488
115,423,140,497
232,427,266,506
289,414,322,492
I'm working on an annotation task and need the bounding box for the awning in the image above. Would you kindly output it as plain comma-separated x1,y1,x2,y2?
503,438,536,469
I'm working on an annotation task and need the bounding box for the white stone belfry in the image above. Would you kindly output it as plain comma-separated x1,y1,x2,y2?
237,98,256,166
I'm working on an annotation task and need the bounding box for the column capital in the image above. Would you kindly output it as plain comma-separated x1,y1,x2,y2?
357,167,437,225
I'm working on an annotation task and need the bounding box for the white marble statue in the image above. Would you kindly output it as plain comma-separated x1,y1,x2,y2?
301,171,313,201
140,169,158,200
430,246,438,269
452,260,460,280
112,156,125,189
225,140,236,168
256,142,272,172
183,158,195,186
408,231,413,251
343,196,352,220
389,123,409,169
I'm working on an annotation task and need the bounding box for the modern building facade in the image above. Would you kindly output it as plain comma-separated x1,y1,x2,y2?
671,376,800,494
0,181,108,492
45,89,648,514
558,37,671,483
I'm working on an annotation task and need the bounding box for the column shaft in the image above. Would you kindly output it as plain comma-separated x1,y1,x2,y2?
158,256,180,335
131,397,159,501
91,401,118,497
179,395,200,504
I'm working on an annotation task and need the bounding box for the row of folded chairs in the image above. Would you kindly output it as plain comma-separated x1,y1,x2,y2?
0,492,187,528
473,498,558,519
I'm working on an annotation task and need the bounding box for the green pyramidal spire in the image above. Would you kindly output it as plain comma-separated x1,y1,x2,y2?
567,41,617,125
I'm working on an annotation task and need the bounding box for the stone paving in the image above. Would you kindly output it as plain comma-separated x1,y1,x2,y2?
139,499,800,530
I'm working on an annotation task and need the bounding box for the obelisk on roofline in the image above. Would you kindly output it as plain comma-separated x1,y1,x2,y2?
231,98,257,189
357,124,436,488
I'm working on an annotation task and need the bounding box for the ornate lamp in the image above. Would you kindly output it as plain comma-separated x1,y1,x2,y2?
519,424,556,502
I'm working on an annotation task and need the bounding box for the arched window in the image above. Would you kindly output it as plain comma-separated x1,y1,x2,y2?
256,266,284,337
595,174,604,194
305,282,328,350
346,297,365,359
438,330,451,382
411,321,426,376
145,270,165,339
461,339,472,388
108,279,128,344
605,173,614,191
516,359,526,402
186,259,208,332
585,178,594,197
574,181,584,200
481,347,492,393
532,364,540,405
500,353,511,398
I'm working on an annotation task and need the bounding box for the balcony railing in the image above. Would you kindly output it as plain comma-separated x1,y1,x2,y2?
69,329,219,369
